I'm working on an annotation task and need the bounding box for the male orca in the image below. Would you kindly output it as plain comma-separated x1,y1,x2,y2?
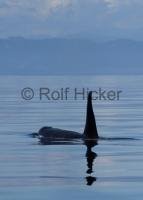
31,90,136,145
37,91,98,144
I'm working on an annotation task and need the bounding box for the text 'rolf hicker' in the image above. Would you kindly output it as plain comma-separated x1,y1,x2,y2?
21,87,122,101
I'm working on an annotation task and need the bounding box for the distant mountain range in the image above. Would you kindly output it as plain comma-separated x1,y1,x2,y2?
0,37,143,75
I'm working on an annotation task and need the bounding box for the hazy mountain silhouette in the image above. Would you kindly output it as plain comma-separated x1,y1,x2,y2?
0,37,143,74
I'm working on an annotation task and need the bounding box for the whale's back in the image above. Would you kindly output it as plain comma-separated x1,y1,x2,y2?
39,127,82,139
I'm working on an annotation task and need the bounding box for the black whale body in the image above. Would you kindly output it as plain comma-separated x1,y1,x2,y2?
34,91,136,144
39,127,82,139
38,91,99,142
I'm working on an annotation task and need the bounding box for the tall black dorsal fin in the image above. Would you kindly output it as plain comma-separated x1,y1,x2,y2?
83,91,98,139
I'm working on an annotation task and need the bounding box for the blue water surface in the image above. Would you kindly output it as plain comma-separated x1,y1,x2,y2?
0,75,143,200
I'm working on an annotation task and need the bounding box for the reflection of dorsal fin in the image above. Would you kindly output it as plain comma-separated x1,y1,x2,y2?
83,91,98,139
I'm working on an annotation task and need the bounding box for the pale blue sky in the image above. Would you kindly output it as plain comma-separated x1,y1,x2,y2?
0,0,143,40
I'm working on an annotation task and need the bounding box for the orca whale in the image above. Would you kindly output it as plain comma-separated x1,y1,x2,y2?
32,91,136,145
37,91,98,144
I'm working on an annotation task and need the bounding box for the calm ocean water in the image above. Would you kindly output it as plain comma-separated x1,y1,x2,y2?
0,75,143,200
